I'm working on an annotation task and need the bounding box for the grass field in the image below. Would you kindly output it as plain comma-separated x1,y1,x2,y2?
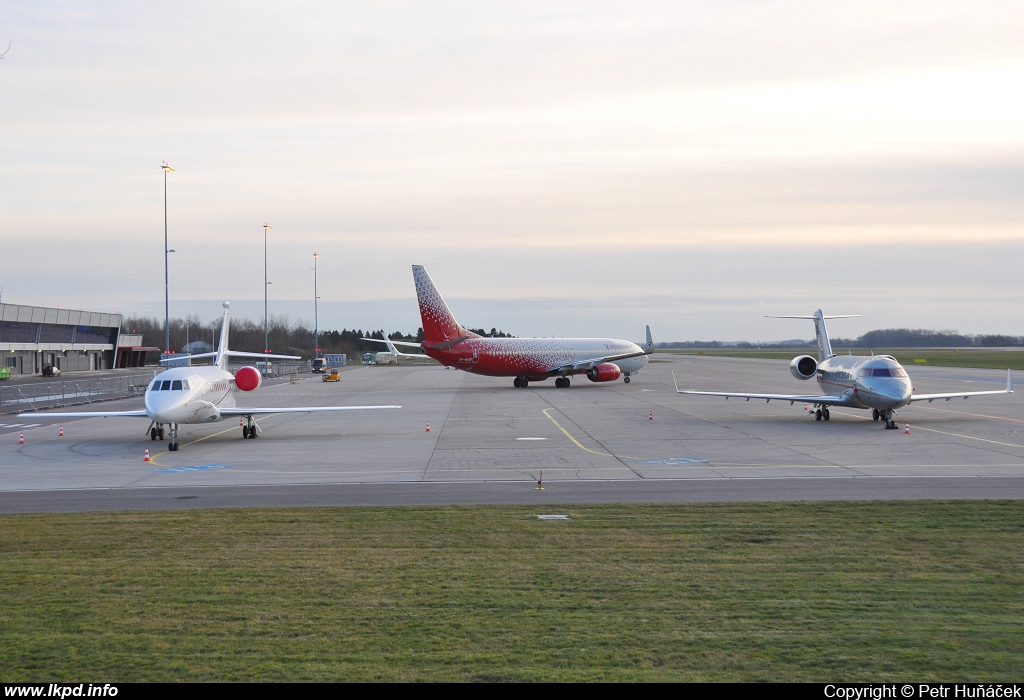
659,347,1024,370
2,502,1022,681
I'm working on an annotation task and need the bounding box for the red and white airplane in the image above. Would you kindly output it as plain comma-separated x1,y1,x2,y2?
20,302,400,451
370,265,652,388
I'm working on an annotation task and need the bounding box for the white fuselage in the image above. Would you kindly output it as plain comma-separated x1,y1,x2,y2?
144,366,237,424
813,355,913,410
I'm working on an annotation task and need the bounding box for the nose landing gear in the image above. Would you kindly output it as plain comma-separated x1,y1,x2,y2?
168,423,180,451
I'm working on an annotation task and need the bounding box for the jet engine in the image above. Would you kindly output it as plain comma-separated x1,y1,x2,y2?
234,366,263,392
790,355,818,380
587,363,622,382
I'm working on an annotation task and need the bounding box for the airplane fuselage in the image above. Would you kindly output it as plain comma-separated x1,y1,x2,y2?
422,337,649,380
144,365,237,425
812,355,912,411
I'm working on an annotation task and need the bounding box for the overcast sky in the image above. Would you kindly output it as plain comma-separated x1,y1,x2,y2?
2,1,1022,342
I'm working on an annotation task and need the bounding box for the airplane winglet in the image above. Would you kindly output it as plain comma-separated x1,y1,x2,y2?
645,325,654,352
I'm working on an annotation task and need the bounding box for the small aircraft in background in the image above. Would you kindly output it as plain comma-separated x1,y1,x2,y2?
360,334,435,363
400,265,652,387
21,302,400,450
675,310,1012,429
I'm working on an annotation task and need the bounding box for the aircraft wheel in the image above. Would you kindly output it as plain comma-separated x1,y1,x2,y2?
624,376,631,384
150,427,158,441
823,408,830,421
158,428,165,440
563,377,571,388
169,442,178,452
242,426,249,439
872,409,880,421
815,409,822,421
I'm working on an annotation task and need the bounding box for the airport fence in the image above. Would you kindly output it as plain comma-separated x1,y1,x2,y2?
0,372,157,416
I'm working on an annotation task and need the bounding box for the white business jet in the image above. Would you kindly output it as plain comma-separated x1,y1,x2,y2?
21,302,400,451
675,310,1012,429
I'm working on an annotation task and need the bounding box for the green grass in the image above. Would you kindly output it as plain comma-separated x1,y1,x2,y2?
2,502,1023,681
660,347,1024,370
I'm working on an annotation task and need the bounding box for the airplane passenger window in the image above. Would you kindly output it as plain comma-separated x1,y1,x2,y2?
172,380,182,390
161,380,171,390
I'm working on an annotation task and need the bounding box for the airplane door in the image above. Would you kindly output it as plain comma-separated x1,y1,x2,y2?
472,346,479,363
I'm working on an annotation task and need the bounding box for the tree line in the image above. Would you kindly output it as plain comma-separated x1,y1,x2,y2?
123,315,515,360
657,328,1023,349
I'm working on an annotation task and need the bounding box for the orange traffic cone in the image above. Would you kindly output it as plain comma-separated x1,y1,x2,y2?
649,410,653,421
59,425,64,437
143,448,151,462
804,404,809,411
19,432,25,445
425,421,431,432
240,418,244,427
904,424,911,435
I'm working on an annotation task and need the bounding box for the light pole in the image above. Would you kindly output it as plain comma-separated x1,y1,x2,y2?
313,252,320,358
263,222,272,353
161,161,175,354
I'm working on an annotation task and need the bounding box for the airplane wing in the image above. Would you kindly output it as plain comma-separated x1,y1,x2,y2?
218,405,400,415
361,338,424,348
550,349,649,374
670,371,853,405
909,370,1012,402
19,410,149,418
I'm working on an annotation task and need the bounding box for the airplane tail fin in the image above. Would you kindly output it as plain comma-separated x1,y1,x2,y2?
766,311,860,361
412,265,473,343
216,302,231,370
645,325,654,352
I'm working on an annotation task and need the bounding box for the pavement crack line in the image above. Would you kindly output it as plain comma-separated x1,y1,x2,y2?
421,371,464,482
538,405,643,478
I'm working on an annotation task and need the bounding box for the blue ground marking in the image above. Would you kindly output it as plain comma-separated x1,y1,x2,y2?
637,457,709,465
150,465,235,473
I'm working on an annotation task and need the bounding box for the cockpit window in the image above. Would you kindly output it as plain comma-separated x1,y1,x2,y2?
182,380,190,390
171,380,182,390
151,379,162,391
860,367,908,378
161,380,171,390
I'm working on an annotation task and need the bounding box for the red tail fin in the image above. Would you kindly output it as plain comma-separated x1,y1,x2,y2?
413,265,473,343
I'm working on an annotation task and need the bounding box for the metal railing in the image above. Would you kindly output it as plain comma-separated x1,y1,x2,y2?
0,372,156,416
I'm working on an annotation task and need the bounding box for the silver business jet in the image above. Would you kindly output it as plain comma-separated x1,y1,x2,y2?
20,302,400,450
675,310,1012,429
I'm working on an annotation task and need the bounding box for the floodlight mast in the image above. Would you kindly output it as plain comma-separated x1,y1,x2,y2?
161,161,175,355
263,222,272,353
313,252,320,359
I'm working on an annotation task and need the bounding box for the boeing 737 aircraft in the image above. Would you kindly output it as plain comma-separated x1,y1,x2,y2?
394,265,652,387
675,310,1012,429
21,302,400,450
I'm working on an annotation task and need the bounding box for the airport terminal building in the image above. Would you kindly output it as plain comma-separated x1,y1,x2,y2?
0,302,123,375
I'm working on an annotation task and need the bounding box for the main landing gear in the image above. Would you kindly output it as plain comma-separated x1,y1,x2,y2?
149,424,166,441
873,408,899,429
241,415,259,439
814,407,831,422
555,377,571,388
514,377,529,388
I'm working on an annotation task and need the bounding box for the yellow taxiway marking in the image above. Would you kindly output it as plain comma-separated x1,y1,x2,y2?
148,417,271,467
541,408,642,460
913,405,1024,424
901,424,1024,449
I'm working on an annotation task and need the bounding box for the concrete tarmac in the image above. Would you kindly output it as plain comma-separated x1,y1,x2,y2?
2,355,1023,513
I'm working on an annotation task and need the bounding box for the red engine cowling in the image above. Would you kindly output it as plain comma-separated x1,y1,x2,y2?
587,363,622,382
235,366,263,392
790,355,818,380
